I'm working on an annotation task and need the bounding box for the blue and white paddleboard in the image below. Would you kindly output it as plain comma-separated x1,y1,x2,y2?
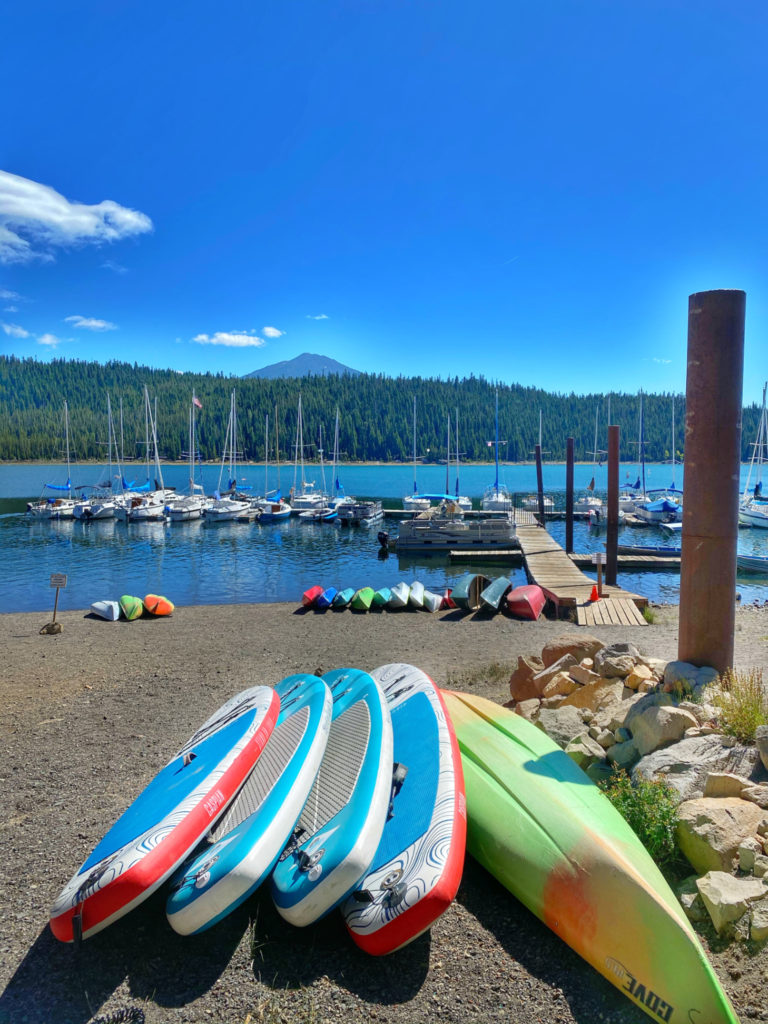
50,685,280,943
271,668,393,927
342,664,466,955
166,674,332,935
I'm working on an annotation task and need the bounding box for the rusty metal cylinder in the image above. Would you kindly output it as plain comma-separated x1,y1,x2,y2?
535,444,545,519
565,437,574,553
678,289,745,673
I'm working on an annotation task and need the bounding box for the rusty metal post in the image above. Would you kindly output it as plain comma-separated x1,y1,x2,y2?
565,437,574,552
679,289,745,673
535,443,545,520
606,425,619,586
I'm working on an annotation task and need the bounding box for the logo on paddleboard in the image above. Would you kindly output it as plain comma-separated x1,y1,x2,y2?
203,788,225,818
605,958,674,1023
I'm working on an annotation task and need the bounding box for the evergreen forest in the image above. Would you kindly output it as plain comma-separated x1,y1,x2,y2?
0,355,761,465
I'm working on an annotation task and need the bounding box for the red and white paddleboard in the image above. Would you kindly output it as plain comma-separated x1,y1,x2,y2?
50,685,280,942
341,663,466,955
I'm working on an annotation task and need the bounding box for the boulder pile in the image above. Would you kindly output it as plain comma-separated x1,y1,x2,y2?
506,634,768,941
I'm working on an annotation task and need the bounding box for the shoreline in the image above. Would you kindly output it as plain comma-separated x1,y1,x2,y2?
1,601,766,1023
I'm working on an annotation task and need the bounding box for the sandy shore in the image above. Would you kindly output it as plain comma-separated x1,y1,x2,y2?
1,602,766,1024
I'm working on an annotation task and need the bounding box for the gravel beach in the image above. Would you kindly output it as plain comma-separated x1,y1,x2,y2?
1,601,767,1024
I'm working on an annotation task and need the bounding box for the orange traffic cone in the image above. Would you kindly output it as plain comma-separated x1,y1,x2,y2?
590,585,599,602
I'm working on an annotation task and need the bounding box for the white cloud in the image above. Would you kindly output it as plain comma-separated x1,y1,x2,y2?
4,305,18,312
0,288,21,300
306,313,329,320
192,330,266,348
652,357,672,365
37,333,61,348
262,325,283,338
64,315,117,331
1,321,30,338
102,259,128,274
0,170,153,264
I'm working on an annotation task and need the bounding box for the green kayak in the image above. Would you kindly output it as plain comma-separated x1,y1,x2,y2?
119,594,144,621
479,575,511,611
351,586,375,611
372,586,392,607
441,690,739,1024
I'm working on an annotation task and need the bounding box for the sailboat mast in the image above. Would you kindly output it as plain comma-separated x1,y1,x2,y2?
455,408,460,497
265,414,269,497
275,404,281,494
445,416,450,494
64,400,71,498
671,396,676,490
494,389,500,492
333,407,341,498
412,395,418,494
640,392,646,497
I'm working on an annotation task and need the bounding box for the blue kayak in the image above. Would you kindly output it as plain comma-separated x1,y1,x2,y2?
271,668,393,926
315,587,338,609
166,674,332,935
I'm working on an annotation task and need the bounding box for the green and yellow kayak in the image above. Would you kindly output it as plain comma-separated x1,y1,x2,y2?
441,690,740,1024
351,586,375,611
119,594,144,621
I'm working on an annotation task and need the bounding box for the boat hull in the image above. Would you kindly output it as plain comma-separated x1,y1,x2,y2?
505,584,546,620
480,576,511,611
441,691,740,1024
450,573,489,612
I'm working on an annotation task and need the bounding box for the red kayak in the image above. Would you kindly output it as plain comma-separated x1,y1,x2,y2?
301,585,324,607
441,588,457,610
506,584,546,621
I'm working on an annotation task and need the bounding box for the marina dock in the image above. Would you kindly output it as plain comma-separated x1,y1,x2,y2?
515,513,648,625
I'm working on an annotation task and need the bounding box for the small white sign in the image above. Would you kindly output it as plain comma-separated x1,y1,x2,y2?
50,573,68,588
591,553,607,565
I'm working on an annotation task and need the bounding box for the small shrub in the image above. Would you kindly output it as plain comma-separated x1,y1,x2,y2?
599,769,682,876
708,668,768,744
642,606,656,624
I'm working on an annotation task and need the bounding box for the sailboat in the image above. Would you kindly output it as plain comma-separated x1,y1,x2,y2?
576,405,603,512
403,395,430,512
253,410,291,522
453,409,473,512
169,393,206,522
739,382,768,528
119,386,170,522
73,394,123,521
328,407,354,511
522,409,554,511
205,390,253,522
290,394,325,511
481,390,513,512
27,401,77,519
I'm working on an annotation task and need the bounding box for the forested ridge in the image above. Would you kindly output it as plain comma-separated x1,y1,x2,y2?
0,355,761,464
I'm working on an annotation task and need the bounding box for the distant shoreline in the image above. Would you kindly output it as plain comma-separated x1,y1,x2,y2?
0,458,686,468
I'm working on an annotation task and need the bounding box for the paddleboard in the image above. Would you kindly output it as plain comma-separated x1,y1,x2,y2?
315,587,337,609
90,600,120,621
388,582,410,608
50,685,280,943
408,581,425,609
144,593,174,616
119,594,144,620
271,668,393,927
166,674,332,935
342,664,466,955
441,690,740,1024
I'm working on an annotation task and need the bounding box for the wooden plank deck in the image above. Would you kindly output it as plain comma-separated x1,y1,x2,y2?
570,553,681,571
516,521,648,620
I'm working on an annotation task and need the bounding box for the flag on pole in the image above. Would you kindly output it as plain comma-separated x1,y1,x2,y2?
193,395,203,409
487,441,493,447
587,477,595,491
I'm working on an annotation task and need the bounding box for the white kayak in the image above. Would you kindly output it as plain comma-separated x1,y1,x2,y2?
90,600,120,621
388,582,410,608
408,581,425,609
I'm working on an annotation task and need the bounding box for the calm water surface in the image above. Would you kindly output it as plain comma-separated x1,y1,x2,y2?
1,462,766,612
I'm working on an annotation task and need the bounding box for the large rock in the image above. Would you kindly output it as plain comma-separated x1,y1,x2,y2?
541,672,580,698
594,642,641,678
541,634,605,668
509,654,545,702
514,698,540,722
623,691,675,732
565,733,607,770
696,870,768,935
677,797,767,873
633,735,766,803
742,785,768,810
560,677,625,713
757,725,768,774
663,660,719,697
535,706,587,749
530,654,578,696
625,664,654,690
751,902,768,942
629,706,700,757
704,772,752,799
607,738,639,770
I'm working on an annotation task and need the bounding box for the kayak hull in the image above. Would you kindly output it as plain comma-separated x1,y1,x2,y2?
440,690,739,1024
505,584,546,620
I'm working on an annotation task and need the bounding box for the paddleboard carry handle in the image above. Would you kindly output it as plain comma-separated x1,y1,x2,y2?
387,762,408,820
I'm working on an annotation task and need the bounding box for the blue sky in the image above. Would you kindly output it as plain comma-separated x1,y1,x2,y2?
1,0,766,402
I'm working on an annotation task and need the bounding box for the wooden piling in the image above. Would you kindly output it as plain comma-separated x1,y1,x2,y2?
606,425,619,586
678,289,745,673
535,443,545,520
565,437,574,553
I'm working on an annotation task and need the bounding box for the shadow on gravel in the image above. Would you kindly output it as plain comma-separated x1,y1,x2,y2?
0,888,246,1024
457,858,638,1024
250,888,430,1004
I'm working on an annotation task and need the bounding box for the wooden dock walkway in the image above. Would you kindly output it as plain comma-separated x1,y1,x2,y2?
570,553,681,571
515,518,648,624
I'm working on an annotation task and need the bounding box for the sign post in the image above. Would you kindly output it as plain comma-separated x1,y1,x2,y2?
41,573,67,635
591,553,606,598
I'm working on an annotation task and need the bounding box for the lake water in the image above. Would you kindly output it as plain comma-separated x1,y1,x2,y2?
1,461,766,613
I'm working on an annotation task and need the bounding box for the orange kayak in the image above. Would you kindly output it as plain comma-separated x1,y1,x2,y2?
144,594,174,616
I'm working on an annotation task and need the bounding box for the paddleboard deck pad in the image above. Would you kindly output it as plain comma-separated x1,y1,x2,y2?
271,668,393,927
166,674,332,935
441,690,740,1024
342,664,466,955
50,685,280,942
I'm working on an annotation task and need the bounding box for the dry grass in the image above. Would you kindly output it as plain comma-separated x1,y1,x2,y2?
707,668,768,744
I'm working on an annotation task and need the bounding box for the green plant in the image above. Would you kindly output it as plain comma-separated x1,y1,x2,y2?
599,770,683,876
707,668,768,744
642,606,656,624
